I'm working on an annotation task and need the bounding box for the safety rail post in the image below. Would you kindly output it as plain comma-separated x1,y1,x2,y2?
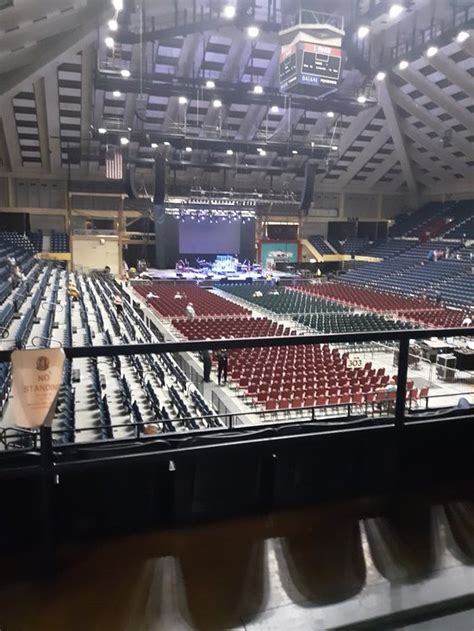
395,337,410,429
39,425,55,575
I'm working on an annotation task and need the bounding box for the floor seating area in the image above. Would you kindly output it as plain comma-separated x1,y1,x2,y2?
172,315,292,340
293,283,465,327
135,283,250,318
295,312,413,334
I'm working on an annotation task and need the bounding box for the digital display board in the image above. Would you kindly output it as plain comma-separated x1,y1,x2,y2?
301,43,342,87
279,45,297,89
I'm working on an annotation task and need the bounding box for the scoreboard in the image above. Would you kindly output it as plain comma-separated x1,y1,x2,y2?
301,43,342,87
279,40,342,93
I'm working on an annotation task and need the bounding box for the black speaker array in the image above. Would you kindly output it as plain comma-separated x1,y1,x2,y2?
300,161,316,215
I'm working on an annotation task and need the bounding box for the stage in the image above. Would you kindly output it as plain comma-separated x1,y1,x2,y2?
141,268,297,282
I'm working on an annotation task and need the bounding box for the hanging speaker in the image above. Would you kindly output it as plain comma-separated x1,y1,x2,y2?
300,161,316,215
153,153,167,205
124,164,138,200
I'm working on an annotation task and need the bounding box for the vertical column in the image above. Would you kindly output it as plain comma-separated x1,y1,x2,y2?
118,195,124,277
338,192,345,219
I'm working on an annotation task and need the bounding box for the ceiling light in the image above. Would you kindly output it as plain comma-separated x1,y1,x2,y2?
98,127,107,134
257,148,266,156
357,26,370,39
213,99,222,107
389,4,404,19
332,145,338,151
247,26,259,38
112,0,123,10
164,141,170,146
151,143,158,149
326,111,334,118
205,80,216,89
426,46,438,58
270,105,279,113
120,69,131,78
178,96,188,104
456,31,470,43
357,95,367,104
113,90,121,97
223,4,236,19
376,71,386,81
226,149,234,155
185,146,192,152
108,19,118,31
253,85,263,94
398,60,409,70
120,137,129,145
292,150,298,155
105,36,114,48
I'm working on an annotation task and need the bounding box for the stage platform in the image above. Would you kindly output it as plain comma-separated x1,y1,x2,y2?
141,268,298,282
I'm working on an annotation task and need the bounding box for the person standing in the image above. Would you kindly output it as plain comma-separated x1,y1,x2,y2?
185,302,196,320
200,348,212,382
217,349,228,385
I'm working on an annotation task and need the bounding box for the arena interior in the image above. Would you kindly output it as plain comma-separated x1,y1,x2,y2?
0,0,474,628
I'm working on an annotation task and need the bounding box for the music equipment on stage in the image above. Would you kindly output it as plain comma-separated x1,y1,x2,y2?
436,354,457,382
300,161,316,214
454,348,474,371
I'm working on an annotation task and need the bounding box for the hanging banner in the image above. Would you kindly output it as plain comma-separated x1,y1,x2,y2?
11,348,66,429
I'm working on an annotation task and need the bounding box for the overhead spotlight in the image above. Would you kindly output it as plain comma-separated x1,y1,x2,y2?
247,25,259,38
205,80,216,89
456,30,470,43
357,95,367,104
105,36,115,48
357,25,370,39
213,99,222,107
426,46,438,58
164,141,170,146
178,96,188,104
376,71,386,81
389,4,404,19
270,105,279,113
331,145,338,151
253,85,263,94
292,150,298,155
120,69,131,78
185,146,192,153
113,90,122,97
398,60,409,70
151,143,158,149
98,127,107,135
257,148,266,156
326,111,335,118
120,137,129,145
108,18,118,31
223,4,236,19
112,0,123,10
226,149,234,155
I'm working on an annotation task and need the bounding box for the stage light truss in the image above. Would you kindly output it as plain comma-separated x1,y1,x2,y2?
165,206,256,223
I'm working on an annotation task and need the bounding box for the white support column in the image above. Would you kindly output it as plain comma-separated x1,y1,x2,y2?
426,50,474,100
394,65,474,133
0,99,22,171
43,67,62,173
377,78,418,204
392,87,474,160
338,129,391,189
33,77,51,172
80,45,95,176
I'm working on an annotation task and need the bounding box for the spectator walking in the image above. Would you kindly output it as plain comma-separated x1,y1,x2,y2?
114,294,124,316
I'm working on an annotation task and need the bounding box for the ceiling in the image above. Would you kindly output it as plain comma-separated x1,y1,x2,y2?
0,0,473,200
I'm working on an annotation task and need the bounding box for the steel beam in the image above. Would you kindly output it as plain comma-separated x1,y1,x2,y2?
377,79,418,203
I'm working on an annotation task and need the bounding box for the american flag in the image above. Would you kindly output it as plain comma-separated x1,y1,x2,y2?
106,145,123,180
